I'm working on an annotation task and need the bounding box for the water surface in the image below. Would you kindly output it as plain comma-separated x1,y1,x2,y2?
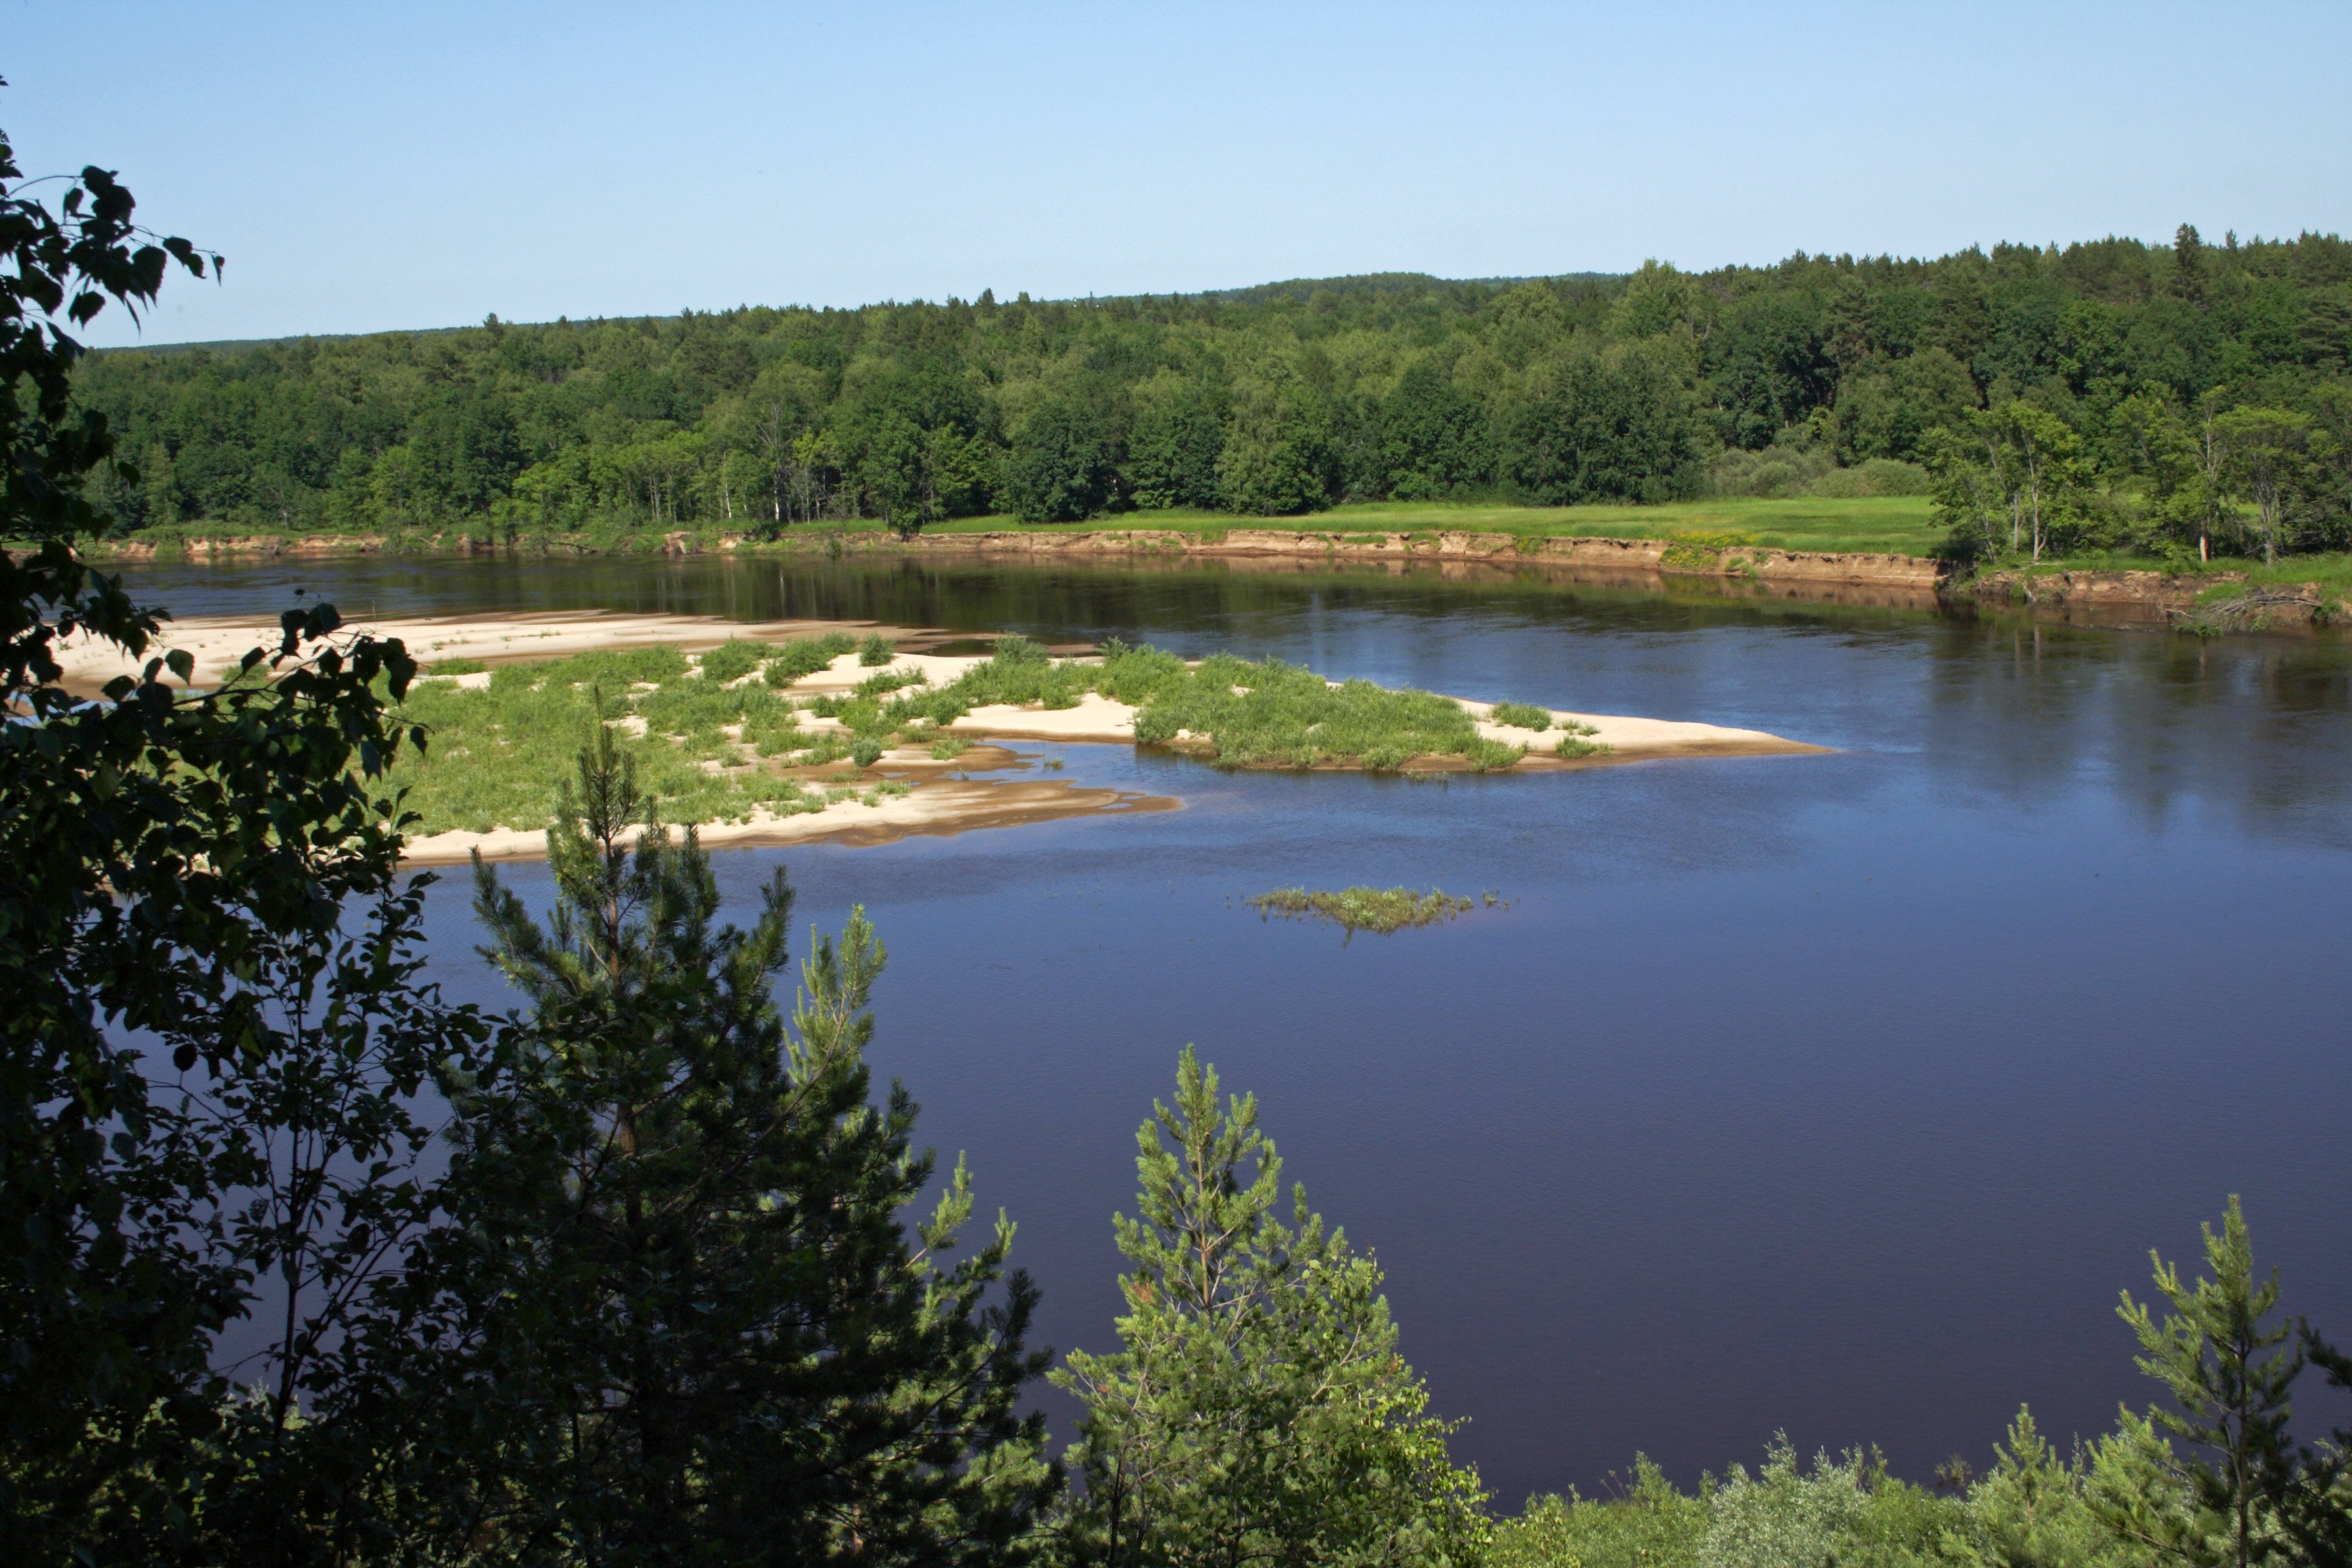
124,554,2352,1505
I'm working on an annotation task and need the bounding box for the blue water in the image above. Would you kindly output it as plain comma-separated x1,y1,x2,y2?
126,555,2352,1505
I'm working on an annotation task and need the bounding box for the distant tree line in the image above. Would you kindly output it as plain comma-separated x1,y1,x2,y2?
71,229,2352,560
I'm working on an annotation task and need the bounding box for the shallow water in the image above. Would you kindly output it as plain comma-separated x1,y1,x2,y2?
122,553,2352,1505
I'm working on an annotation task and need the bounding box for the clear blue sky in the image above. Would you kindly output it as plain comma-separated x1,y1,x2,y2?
7,1,2347,346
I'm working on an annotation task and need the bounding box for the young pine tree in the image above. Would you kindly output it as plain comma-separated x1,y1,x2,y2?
1054,1046,1487,1568
417,715,1054,1565
2108,1196,2306,1568
1967,1407,2128,1568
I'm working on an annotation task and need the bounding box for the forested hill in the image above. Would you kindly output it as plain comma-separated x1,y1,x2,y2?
74,228,2352,560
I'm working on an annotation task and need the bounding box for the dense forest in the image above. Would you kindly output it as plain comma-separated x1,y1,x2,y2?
75,227,2352,561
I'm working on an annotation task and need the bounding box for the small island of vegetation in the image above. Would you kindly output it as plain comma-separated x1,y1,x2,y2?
1247,886,1482,936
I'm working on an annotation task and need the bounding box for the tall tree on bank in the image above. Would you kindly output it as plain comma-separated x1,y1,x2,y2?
2106,1196,2314,1568
418,719,1054,1565
1055,1047,1488,1568
0,108,478,1565
2213,409,2322,566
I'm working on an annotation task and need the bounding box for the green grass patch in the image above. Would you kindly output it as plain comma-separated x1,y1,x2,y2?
1246,886,1477,937
425,657,487,676
1659,529,1758,570
762,632,857,686
916,497,1943,556
388,643,886,836
695,637,770,685
1113,651,1524,771
1553,728,1601,758
1487,701,1551,731
884,638,1541,772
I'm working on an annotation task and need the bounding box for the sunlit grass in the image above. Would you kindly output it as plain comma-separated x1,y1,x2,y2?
385,626,1585,838
388,642,889,836
915,496,1945,555
1246,886,1477,937
888,638,1539,772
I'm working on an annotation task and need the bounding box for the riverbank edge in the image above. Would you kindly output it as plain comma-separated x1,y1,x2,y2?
80,527,2352,632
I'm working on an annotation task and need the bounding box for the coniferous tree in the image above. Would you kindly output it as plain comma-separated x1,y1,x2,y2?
400,715,1055,1565
2108,1196,2306,1568
1055,1046,1486,1568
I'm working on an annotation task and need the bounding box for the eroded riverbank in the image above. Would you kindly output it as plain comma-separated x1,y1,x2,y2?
88,525,2352,632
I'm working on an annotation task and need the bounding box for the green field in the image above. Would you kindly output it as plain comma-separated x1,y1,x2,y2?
918,495,1945,555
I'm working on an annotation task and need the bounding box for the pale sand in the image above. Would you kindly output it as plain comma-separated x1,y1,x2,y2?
48,610,934,696
50,610,1820,863
402,776,1179,864
927,691,1819,764
1454,699,1823,764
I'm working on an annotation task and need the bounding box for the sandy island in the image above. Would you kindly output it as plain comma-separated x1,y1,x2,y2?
51,610,1825,861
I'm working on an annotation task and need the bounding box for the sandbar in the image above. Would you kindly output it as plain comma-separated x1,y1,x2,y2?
49,609,1823,862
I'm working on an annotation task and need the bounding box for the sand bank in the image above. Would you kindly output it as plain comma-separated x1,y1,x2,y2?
403,773,1179,864
48,610,953,697
52,609,1822,862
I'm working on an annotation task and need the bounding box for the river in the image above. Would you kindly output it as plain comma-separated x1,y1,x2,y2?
120,551,2352,1506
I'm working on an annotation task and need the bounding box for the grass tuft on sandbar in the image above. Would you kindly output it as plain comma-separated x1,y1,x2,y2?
891,638,1543,772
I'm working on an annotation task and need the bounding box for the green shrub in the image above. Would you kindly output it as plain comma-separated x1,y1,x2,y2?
1494,1458,1707,1568
988,632,1049,664
696,638,769,684
849,737,883,768
794,734,852,768
857,631,896,666
746,708,804,756
1488,701,1552,731
1463,738,1529,771
856,668,926,698
762,632,855,687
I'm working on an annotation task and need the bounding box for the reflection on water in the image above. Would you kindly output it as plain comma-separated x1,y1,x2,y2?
125,553,2352,1503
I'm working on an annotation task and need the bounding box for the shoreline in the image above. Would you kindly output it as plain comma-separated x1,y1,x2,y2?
402,770,1183,864
52,610,1829,864
83,526,2352,633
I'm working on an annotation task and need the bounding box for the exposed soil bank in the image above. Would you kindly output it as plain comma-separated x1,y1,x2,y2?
1966,568,2349,634
89,525,2352,632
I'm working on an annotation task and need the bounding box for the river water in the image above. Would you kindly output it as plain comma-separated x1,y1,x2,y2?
122,553,2352,1506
